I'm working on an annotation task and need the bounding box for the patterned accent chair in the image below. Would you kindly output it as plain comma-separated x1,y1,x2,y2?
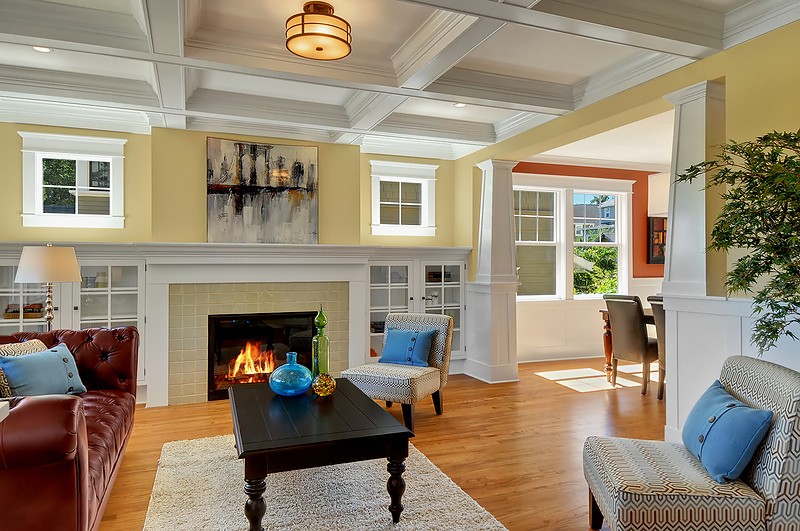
342,313,454,432
583,356,800,531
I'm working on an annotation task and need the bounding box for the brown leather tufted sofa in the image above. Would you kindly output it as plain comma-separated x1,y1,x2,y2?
0,327,139,531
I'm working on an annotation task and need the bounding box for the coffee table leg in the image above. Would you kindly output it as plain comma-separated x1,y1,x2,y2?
244,477,266,531
387,457,406,523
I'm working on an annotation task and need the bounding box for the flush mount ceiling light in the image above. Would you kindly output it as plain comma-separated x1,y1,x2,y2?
286,2,351,61
32,46,52,53
453,103,467,108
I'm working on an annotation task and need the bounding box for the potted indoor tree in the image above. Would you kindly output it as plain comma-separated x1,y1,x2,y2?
677,130,800,354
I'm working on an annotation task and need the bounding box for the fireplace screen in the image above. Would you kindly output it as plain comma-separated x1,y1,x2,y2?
208,311,315,400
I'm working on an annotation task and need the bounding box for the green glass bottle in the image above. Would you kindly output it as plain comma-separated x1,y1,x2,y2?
311,305,329,378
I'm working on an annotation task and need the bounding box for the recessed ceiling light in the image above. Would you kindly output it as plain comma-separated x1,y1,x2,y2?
453,103,466,108
32,46,52,53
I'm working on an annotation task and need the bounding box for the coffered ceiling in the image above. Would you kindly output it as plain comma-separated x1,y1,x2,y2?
0,0,796,161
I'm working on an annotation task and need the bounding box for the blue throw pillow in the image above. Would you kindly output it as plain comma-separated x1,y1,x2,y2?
682,380,773,483
0,343,87,396
379,328,436,367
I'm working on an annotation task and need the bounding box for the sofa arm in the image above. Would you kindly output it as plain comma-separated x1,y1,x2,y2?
0,395,86,470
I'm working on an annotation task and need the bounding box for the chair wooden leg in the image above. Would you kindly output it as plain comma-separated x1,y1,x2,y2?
641,360,650,395
611,359,618,387
386,401,393,408
658,366,666,400
589,490,603,531
401,404,414,432
432,391,443,415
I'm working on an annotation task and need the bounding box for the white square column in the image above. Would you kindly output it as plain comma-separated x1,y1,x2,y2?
465,160,519,383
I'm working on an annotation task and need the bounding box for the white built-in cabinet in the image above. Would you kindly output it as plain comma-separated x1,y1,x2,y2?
368,260,465,362
0,259,145,383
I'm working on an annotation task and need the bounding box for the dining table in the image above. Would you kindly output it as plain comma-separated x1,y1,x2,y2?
598,307,655,382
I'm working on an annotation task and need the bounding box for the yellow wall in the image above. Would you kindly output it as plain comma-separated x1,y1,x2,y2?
0,123,152,242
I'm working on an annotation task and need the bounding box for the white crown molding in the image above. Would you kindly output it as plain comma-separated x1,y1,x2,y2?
723,0,800,49
494,113,557,142
391,10,476,84
344,91,408,130
376,112,495,144
429,68,572,114
186,117,338,145
572,51,693,109
0,98,152,135
0,65,159,108
0,0,148,52
359,135,482,160
527,153,670,173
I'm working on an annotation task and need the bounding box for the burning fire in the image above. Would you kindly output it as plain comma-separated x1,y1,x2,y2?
227,341,275,382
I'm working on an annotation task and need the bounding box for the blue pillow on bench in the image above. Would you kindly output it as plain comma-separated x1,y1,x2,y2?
379,328,436,367
0,343,87,396
682,380,773,483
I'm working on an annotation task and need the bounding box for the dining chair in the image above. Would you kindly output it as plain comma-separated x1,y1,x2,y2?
602,294,658,394
647,295,666,400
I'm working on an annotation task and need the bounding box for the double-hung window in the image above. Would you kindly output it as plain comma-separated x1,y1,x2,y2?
514,174,632,300
370,160,437,237
20,132,126,229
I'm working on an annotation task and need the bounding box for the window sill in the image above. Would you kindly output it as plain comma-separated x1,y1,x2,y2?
22,213,124,229
371,224,436,237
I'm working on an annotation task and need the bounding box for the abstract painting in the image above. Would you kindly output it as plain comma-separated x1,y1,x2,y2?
206,138,318,244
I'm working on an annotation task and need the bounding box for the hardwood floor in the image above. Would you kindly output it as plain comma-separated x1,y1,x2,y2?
100,358,665,530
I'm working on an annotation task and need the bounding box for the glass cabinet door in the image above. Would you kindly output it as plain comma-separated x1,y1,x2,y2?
0,265,50,334
369,264,411,358
423,263,463,352
76,263,142,330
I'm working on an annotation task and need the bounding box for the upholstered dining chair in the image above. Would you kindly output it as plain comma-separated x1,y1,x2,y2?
647,295,666,400
602,294,658,395
342,313,454,432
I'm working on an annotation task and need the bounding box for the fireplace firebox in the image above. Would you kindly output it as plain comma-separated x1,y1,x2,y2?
208,311,315,400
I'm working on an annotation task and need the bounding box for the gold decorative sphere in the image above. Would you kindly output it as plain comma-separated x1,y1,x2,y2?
312,373,336,397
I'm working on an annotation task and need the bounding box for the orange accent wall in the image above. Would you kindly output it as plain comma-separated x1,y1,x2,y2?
512,162,664,279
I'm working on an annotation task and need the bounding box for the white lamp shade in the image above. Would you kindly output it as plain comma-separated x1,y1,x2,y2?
14,246,82,283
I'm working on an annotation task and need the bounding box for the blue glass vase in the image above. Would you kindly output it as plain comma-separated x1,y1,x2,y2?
269,352,312,396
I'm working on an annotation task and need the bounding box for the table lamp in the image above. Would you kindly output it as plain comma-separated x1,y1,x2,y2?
14,244,81,331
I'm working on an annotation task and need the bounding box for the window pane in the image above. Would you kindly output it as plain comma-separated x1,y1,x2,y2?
517,191,537,215
89,161,110,189
380,181,400,202
573,246,618,295
401,182,421,204
516,245,556,296
538,217,554,241
519,216,537,241
43,187,75,214
380,205,400,224
400,205,421,225
538,192,555,216
43,158,76,186
573,193,616,243
77,194,110,215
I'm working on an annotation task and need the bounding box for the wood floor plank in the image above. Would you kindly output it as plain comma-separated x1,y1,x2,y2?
100,358,665,530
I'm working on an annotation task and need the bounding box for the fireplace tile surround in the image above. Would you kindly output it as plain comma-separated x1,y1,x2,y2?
169,282,348,405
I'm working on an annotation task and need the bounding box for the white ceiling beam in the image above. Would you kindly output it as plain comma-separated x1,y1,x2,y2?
143,0,186,124
397,0,721,58
344,92,409,131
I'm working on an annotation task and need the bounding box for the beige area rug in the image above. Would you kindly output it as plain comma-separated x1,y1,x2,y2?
144,434,507,531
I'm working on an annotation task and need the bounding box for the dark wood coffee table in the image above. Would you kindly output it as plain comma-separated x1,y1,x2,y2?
228,378,413,531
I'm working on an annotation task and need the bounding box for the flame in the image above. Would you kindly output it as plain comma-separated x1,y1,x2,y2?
227,341,275,382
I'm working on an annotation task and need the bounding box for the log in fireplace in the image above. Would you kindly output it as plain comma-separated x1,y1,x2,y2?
207,311,315,400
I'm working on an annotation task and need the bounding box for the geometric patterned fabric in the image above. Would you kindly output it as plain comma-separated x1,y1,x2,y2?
583,437,766,531
0,339,48,397
341,313,454,405
584,355,800,531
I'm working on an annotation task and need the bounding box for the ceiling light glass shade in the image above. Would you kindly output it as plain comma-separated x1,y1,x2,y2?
286,2,351,61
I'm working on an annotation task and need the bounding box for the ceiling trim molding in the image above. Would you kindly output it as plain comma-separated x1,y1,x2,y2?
572,51,693,109
0,0,149,52
495,113,556,141
186,117,338,144
528,154,671,173
359,135,482,160
429,68,573,113
344,92,408,130
723,0,800,49
376,112,495,144
0,98,152,135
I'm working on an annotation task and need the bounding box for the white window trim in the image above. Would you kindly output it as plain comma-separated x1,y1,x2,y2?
513,173,633,301
514,187,565,300
19,132,127,229
370,160,437,237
